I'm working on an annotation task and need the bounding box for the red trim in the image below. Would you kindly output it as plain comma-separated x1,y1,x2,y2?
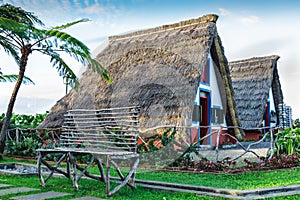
201,61,209,83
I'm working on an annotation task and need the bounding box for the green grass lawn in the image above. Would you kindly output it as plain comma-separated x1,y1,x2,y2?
0,157,299,199
135,168,300,190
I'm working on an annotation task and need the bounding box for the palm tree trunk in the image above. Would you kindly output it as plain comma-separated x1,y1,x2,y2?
0,44,31,160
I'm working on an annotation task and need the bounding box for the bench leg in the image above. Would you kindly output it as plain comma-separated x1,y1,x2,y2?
37,152,45,187
37,152,70,186
67,156,71,178
69,152,79,190
96,158,106,182
76,155,95,182
110,160,136,189
45,154,69,182
105,155,111,195
106,156,139,196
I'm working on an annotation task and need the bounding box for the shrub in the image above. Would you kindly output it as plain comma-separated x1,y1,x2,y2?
0,112,47,129
4,130,55,157
274,127,300,156
5,137,40,157
293,118,300,128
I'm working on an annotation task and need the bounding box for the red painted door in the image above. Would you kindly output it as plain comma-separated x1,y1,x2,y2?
200,96,209,144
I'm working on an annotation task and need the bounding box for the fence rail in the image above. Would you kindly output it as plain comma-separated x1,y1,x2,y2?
5,125,279,162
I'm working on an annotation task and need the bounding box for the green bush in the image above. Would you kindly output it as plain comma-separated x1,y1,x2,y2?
5,129,93,163
274,127,300,156
0,112,48,128
5,138,40,157
4,130,53,157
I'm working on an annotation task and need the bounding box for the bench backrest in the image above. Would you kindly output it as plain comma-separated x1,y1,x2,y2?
60,106,140,153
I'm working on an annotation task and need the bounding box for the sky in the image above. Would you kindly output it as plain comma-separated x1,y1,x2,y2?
0,0,300,119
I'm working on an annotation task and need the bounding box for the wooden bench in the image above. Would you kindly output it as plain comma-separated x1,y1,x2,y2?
36,106,140,196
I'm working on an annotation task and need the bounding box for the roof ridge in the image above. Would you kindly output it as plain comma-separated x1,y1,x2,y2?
229,55,280,65
109,14,218,41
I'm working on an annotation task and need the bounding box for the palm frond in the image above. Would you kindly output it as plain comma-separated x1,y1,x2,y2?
51,18,89,30
42,26,111,83
0,74,35,85
0,17,29,39
1,11,110,89
23,75,35,85
46,51,79,88
0,4,44,27
0,35,20,64
89,59,112,83
59,45,89,64
44,29,90,56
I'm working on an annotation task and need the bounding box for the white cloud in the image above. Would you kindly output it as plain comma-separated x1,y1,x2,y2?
240,15,260,24
79,3,105,14
218,8,231,16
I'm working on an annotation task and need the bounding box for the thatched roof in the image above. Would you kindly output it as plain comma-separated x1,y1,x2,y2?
39,14,242,137
229,55,283,129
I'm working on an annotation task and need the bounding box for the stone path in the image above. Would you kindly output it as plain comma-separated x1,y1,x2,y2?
0,184,11,188
0,187,39,196
0,184,106,200
10,191,70,200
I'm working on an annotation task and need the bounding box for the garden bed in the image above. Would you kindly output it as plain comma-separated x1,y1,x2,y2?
167,154,300,174
164,165,300,175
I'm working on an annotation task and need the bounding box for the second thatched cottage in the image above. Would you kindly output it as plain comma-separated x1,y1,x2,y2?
229,55,291,141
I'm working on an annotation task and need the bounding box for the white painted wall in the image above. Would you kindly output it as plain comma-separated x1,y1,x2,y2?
269,88,276,112
208,55,223,109
194,53,226,125
269,88,277,127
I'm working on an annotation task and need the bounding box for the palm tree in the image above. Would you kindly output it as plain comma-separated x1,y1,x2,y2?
0,4,110,158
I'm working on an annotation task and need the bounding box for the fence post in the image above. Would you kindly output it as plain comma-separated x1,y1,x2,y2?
16,128,19,143
268,127,274,160
215,126,221,162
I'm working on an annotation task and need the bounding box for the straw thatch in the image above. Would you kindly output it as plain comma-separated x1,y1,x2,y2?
39,14,242,138
229,55,283,129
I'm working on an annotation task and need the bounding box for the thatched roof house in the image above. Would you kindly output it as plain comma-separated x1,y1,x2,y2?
229,55,283,130
39,14,242,139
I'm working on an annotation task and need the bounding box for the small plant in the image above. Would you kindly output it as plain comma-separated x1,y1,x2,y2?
41,138,56,149
184,157,237,173
293,118,300,128
274,127,300,156
138,127,176,153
